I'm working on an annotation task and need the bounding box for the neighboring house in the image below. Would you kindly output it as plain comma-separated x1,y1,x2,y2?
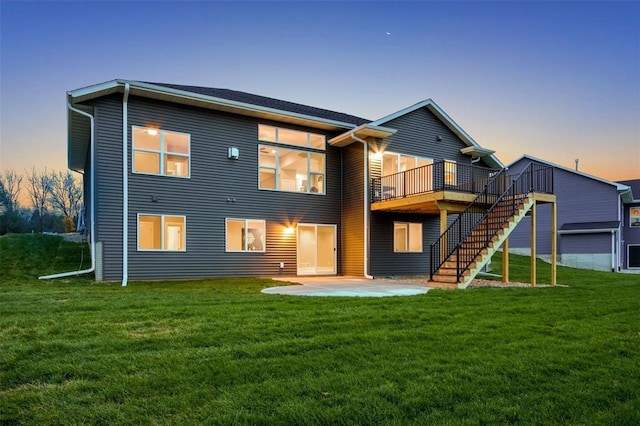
507,155,640,271
62,79,537,286
618,179,640,269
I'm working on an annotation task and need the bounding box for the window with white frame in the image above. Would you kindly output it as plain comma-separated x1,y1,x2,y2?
394,222,422,252
138,214,186,251
382,152,433,197
133,127,190,177
259,124,325,149
258,124,326,194
226,219,266,252
444,160,457,186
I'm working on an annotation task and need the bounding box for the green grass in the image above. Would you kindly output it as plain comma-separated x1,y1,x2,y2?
1,234,639,425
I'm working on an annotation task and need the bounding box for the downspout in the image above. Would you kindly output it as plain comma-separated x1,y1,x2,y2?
39,104,96,279
122,83,130,287
350,132,374,279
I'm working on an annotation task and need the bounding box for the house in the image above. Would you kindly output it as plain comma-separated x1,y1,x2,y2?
506,155,640,271
61,79,554,287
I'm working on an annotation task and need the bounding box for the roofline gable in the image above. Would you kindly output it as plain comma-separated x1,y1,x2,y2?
67,79,361,131
508,154,631,193
370,99,503,169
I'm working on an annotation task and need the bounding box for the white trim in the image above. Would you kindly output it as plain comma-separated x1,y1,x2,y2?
39,104,96,280
69,79,359,131
225,218,266,252
122,83,130,287
558,228,618,235
296,223,338,275
137,214,187,252
258,124,326,150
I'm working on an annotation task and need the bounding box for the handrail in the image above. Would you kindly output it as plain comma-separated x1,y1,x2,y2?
430,163,553,282
370,161,498,202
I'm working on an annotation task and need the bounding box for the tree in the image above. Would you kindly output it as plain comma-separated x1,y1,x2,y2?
25,167,54,233
0,169,25,233
0,169,23,212
50,171,82,232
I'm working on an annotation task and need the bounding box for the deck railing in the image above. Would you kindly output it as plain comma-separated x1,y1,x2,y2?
429,163,554,282
370,161,499,202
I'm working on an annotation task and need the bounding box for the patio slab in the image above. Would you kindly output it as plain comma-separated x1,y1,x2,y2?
262,276,430,297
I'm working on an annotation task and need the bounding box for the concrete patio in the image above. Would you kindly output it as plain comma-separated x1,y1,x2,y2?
262,276,430,297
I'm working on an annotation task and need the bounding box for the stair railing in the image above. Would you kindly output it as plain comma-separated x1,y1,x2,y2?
430,163,553,282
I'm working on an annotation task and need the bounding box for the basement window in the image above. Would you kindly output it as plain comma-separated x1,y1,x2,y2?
226,219,266,252
138,214,186,251
394,222,422,253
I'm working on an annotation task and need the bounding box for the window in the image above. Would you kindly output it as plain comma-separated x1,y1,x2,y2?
138,214,186,251
394,222,422,252
258,145,325,194
382,152,433,197
226,219,266,252
259,125,325,149
444,160,457,186
133,127,190,177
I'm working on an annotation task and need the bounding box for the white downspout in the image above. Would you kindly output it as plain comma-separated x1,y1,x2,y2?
350,132,374,279
39,104,96,279
122,83,130,287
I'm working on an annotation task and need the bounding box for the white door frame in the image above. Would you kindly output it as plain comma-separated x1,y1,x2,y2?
296,223,337,275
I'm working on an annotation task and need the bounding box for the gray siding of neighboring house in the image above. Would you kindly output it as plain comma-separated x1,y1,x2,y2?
368,106,489,276
507,158,619,257
622,201,640,268
86,95,343,281
341,144,365,276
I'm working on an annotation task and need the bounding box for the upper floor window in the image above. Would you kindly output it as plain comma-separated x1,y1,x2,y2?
444,160,457,186
259,146,325,194
258,125,325,150
133,127,190,177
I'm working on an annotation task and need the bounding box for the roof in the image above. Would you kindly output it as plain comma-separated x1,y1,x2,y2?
145,82,370,126
370,99,503,169
509,154,631,193
67,79,503,173
559,221,620,234
618,179,640,202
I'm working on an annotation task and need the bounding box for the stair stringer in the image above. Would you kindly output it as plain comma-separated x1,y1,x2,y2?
457,196,535,289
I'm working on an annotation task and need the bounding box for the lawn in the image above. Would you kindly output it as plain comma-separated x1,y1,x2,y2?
1,234,639,425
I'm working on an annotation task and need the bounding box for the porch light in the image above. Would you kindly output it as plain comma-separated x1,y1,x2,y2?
284,226,295,235
370,151,383,160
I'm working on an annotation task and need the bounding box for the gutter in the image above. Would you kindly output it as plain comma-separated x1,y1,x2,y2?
350,132,374,279
39,104,96,279
122,83,130,287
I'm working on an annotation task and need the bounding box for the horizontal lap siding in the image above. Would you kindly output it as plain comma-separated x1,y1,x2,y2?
342,144,364,276
91,96,342,280
369,107,485,275
561,233,611,254
92,97,124,281
508,159,619,255
370,212,439,276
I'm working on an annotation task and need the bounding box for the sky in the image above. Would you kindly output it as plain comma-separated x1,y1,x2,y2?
1,1,639,182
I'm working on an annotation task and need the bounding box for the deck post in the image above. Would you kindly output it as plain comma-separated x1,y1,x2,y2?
551,200,557,286
440,208,448,259
502,238,509,283
530,201,537,287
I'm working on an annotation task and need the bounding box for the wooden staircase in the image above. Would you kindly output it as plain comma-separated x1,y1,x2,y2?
429,163,554,289
430,196,534,288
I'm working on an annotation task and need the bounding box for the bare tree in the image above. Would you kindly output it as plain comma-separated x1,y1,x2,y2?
50,171,82,231
25,167,54,232
0,169,23,213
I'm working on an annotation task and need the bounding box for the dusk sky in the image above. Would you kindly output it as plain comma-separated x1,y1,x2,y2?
1,1,639,181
